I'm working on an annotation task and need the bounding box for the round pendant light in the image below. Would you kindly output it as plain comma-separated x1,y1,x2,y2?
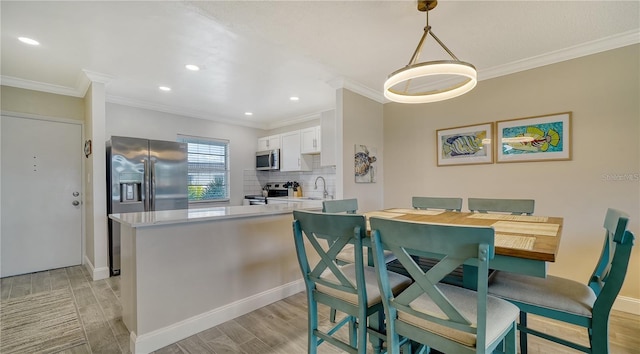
384,0,477,104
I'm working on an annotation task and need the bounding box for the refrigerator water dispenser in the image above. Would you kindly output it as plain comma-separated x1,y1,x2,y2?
120,182,141,202
118,171,143,203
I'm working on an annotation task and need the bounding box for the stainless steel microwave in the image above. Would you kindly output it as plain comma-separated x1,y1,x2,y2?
256,149,280,170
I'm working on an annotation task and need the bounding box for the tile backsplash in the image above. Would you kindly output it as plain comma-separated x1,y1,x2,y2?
243,155,336,199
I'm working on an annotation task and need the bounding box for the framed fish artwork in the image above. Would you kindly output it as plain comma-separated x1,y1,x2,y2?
496,112,572,163
436,122,494,166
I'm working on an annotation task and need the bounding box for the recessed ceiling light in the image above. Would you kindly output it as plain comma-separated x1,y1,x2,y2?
18,37,40,46
159,86,171,92
244,112,253,116
290,96,300,101
185,64,200,71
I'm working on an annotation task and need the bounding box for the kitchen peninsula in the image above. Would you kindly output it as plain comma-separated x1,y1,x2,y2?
109,202,322,353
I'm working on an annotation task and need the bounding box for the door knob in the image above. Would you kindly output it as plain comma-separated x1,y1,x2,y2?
72,200,80,206
73,191,80,197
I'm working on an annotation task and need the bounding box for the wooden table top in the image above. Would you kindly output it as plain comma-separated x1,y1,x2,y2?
364,209,563,263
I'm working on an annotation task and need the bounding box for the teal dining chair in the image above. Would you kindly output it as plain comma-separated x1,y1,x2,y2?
468,198,535,215
489,208,634,353
412,196,463,211
292,210,412,354
322,199,395,265
369,217,519,354
322,198,359,214
322,199,397,323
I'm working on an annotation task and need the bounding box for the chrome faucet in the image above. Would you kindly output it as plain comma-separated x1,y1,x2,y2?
314,176,329,199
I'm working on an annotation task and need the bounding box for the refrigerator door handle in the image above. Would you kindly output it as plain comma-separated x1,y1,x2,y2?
150,158,156,211
143,158,150,211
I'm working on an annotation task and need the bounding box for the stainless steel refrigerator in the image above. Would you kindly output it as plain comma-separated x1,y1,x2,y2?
106,136,188,275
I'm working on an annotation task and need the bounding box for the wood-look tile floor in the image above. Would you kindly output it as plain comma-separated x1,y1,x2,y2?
1,265,638,354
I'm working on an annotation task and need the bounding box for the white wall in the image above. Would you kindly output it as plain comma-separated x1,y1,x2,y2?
106,103,264,206
85,81,109,280
382,44,640,302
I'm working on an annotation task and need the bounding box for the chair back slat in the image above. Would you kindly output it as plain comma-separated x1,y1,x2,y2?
593,230,635,315
468,198,535,215
293,210,367,297
412,196,463,211
590,208,630,296
370,217,496,347
323,198,358,214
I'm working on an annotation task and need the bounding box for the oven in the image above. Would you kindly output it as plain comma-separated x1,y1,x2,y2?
264,182,289,198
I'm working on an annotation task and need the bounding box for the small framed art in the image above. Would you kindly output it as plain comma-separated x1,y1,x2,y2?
84,139,92,158
436,122,493,166
496,112,571,163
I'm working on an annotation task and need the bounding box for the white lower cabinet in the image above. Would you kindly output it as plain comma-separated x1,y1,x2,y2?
281,131,312,171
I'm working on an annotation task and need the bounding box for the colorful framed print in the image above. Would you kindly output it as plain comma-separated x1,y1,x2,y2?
496,112,571,163
436,122,493,166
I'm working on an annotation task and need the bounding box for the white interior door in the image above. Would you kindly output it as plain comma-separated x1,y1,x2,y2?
1,115,83,277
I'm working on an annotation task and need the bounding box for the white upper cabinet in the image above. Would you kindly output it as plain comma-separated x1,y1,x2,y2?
300,126,321,154
257,134,280,151
280,131,312,171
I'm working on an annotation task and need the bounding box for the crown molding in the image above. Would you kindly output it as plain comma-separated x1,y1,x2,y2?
107,95,267,130
82,69,115,84
0,75,84,97
79,70,115,95
329,77,385,104
479,29,640,81
266,110,328,130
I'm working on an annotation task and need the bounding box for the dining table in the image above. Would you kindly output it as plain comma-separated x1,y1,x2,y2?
362,208,563,290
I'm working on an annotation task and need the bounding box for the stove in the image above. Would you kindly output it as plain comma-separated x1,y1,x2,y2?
263,182,289,198
244,182,289,205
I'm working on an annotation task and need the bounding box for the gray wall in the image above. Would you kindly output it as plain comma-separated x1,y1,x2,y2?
382,44,640,300
340,88,385,212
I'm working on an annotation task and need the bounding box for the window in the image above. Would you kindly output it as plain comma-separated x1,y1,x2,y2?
177,135,229,202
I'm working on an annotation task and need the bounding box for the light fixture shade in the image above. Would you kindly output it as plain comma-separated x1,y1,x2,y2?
384,60,477,104
385,0,477,104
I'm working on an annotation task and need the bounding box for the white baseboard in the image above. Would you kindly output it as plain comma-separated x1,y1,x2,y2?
83,255,110,281
130,279,305,354
614,295,640,315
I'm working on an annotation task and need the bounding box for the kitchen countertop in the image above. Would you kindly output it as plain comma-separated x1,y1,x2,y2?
268,196,328,202
109,200,322,228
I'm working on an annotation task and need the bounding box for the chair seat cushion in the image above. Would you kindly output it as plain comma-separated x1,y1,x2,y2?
399,283,519,347
317,264,412,307
336,244,397,264
488,271,596,317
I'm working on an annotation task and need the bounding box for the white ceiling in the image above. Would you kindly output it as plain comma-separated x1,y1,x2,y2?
2,1,639,129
